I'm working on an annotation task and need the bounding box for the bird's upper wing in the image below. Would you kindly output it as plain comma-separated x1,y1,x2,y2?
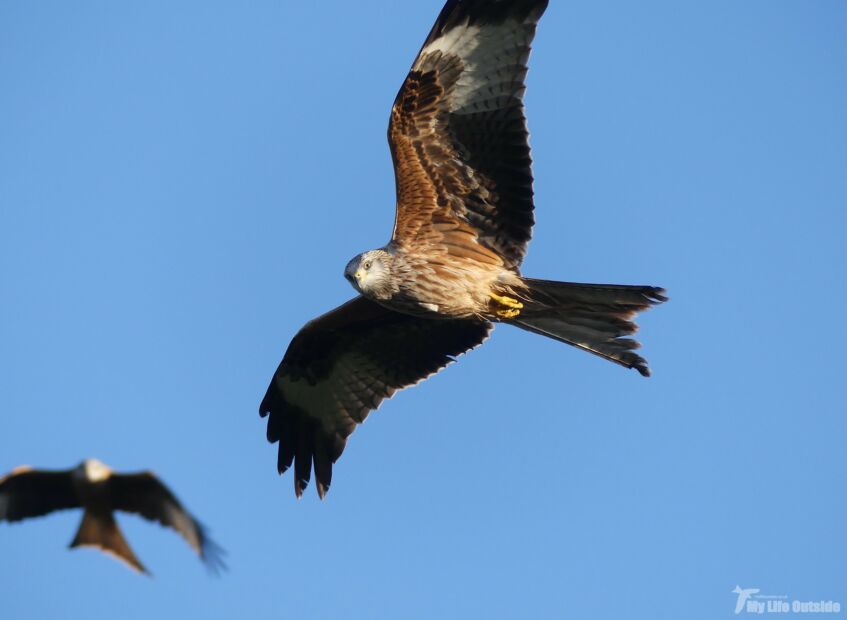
0,466,79,522
389,0,548,269
260,296,491,498
107,472,225,572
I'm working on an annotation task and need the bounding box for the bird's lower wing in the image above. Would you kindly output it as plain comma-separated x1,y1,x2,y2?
260,296,491,498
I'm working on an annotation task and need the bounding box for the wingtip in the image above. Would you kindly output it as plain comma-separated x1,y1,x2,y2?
194,521,228,575
630,353,653,377
294,475,331,500
648,287,669,304
626,352,653,377
316,481,328,500
200,549,228,576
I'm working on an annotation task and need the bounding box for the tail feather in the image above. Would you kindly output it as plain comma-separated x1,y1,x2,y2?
511,278,666,376
70,510,149,575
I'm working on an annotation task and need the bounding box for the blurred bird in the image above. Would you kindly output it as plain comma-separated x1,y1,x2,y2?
0,459,225,575
261,0,666,498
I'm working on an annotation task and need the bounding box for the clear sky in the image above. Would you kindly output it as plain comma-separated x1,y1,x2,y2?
1,1,845,618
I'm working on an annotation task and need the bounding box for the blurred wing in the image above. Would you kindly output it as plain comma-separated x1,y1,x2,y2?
108,472,225,572
0,467,78,522
260,296,491,498
389,0,547,269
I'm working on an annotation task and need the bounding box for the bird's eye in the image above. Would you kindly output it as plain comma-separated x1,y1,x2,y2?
363,261,372,270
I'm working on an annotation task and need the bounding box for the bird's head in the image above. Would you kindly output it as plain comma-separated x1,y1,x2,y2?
344,249,394,299
77,458,112,483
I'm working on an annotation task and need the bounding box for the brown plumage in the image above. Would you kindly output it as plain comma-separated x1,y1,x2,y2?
261,0,666,498
389,0,542,271
0,460,225,575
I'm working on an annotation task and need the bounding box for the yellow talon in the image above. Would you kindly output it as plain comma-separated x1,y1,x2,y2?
490,293,523,310
490,292,523,319
496,307,521,319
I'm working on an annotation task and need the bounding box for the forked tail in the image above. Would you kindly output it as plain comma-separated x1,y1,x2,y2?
70,510,149,574
510,278,667,376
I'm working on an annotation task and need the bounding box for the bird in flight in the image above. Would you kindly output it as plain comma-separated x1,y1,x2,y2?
0,459,225,575
260,0,666,498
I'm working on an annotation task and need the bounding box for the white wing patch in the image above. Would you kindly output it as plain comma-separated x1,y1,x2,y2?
421,23,481,57
419,19,533,114
280,350,380,436
279,341,460,439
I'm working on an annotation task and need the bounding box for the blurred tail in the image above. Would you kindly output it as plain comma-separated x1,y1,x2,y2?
70,510,149,575
510,278,667,376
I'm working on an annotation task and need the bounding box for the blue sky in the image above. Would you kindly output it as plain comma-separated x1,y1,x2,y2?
1,1,845,618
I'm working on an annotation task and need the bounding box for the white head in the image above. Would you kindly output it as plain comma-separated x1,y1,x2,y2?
344,249,395,300
77,458,112,483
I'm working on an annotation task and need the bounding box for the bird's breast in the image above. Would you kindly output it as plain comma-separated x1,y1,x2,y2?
380,253,510,318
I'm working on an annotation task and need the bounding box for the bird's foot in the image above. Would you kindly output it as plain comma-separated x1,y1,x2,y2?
496,307,521,319
490,292,523,318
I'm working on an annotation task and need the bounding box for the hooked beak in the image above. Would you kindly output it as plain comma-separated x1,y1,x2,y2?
343,262,364,290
